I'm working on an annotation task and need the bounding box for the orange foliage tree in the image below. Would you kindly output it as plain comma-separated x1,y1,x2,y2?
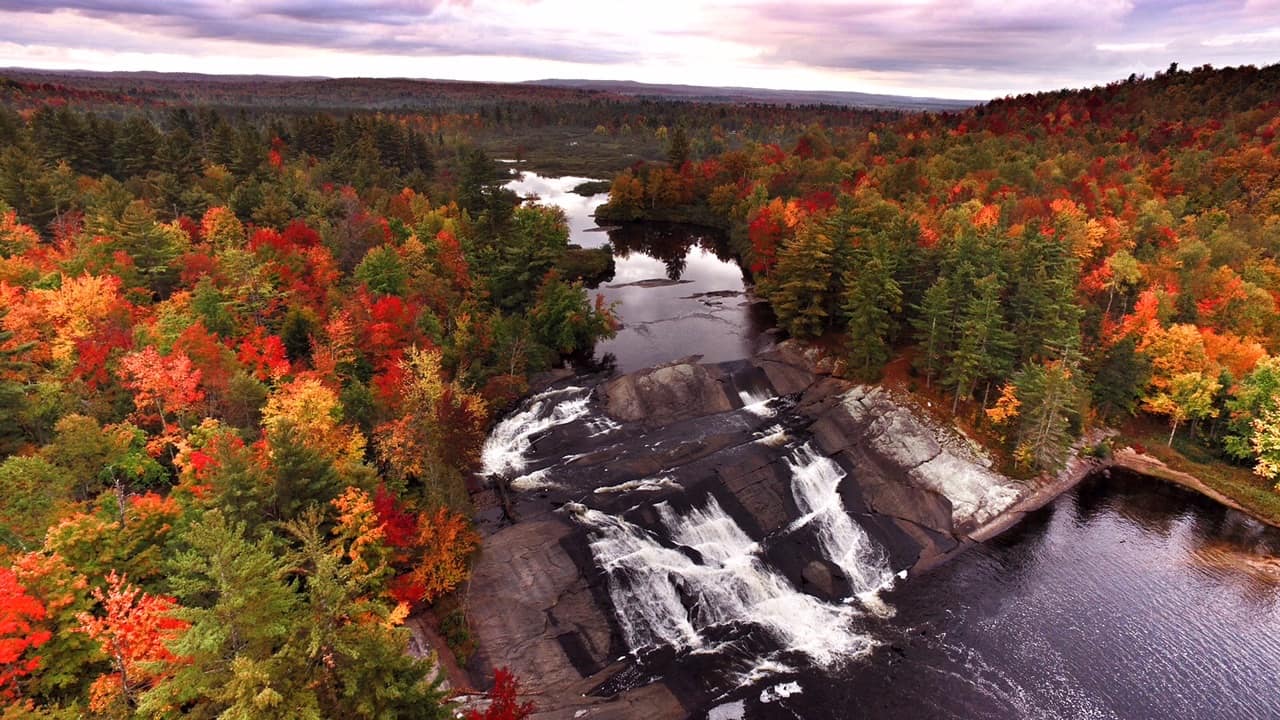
0,566,51,699
76,571,188,712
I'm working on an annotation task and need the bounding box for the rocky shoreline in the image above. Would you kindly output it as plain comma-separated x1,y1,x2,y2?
447,342,1233,719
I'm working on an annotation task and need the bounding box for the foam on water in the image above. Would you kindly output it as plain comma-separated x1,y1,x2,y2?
760,681,803,703
707,700,746,720
739,389,778,418
569,496,881,668
509,469,558,491
586,415,621,437
594,476,680,494
755,424,790,447
735,658,797,687
480,386,593,478
785,443,895,598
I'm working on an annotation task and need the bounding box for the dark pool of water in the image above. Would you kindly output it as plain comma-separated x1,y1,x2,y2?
504,171,773,374
716,470,1280,720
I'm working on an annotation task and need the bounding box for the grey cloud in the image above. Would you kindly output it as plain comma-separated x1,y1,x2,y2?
715,0,1280,80
0,0,629,64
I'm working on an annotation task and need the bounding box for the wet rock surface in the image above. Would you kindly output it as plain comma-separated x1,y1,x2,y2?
467,344,1039,718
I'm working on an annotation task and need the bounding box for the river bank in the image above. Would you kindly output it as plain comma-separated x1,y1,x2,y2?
446,176,1280,719
451,343,1124,718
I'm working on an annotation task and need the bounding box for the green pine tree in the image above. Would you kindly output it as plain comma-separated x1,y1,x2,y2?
911,278,955,388
946,273,1014,414
765,224,836,338
1008,359,1085,472
842,254,902,378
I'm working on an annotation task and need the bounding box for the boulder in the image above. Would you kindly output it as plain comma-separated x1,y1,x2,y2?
753,357,815,396
801,560,839,598
839,385,1022,530
601,362,733,424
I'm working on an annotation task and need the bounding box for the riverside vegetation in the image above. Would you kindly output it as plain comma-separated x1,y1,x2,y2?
0,62,1278,717
599,62,1280,524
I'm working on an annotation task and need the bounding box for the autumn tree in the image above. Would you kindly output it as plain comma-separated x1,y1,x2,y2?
765,221,836,338
8,552,99,702
116,346,205,432
1145,371,1222,445
0,567,51,700
466,668,535,720
1224,356,1280,461
1248,406,1280,487
76,572,187,714
375,347,488,487
261,378,366,472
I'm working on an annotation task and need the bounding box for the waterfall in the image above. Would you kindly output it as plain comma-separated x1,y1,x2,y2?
570,497,878,668
480,386,592,477
784,444,895,599
738,389,777,417
755,424,790,447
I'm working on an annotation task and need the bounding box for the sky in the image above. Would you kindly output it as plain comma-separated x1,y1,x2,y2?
2,1,1280,100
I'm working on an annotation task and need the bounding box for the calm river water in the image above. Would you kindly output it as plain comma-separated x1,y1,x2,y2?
504,170,774,373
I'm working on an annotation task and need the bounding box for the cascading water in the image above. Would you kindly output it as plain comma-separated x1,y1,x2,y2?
479,361,900,694
480,385,594,478
570,495,882,670
784,444,895,600
738,389,777,418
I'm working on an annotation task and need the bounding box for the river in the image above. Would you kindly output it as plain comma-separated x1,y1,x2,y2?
497,171,1280,720
711,468,1280,720
504,170,774,373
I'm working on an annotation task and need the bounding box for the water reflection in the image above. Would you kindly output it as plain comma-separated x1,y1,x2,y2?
592,223,775,372
503,171,773,374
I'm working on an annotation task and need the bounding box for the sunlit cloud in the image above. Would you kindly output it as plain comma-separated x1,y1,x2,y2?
1097,42,1169,52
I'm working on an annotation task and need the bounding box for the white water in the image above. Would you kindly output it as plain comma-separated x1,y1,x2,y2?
760,681,803,703
738,389,778,418
785,444,895,598
754,424,790,447
594,476,680,494
569,496,880,668
510,469,558,491
480,386,593,478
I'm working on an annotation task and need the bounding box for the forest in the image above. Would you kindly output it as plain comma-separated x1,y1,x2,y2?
1,61,1279,716
599,62,1280,518
0,74,638,718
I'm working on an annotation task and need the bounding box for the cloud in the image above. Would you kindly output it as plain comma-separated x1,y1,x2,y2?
1,0,1280,97
0,0,630,64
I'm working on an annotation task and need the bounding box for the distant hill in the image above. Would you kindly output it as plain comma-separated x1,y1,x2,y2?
0,67,607,111
526,79,976,112
0,68,975,113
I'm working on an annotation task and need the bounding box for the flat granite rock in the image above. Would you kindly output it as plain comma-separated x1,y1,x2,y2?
716,461,793,534
467,519,614,696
